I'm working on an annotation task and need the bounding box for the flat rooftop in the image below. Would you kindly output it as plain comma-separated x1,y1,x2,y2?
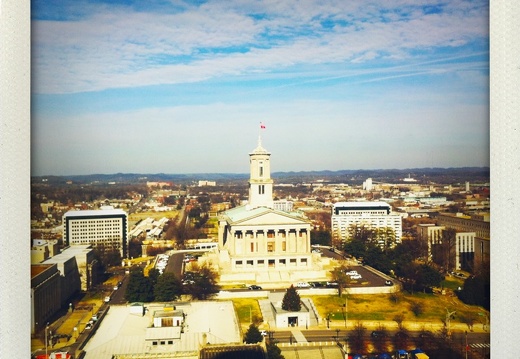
83,301,241,359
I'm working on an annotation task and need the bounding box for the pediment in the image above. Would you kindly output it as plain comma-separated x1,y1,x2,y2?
235,210,310,226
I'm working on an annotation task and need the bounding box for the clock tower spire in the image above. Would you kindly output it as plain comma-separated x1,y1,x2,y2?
248,135,274,209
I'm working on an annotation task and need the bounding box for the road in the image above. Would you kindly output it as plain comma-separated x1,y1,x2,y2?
269,329,489,346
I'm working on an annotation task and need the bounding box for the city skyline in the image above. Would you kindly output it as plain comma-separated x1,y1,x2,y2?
31,0,489,176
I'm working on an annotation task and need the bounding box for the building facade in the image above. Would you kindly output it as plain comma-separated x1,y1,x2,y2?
331,201,403,246
31,264,62,334
216,137,316,283
63,207,128,258
435,212,490,271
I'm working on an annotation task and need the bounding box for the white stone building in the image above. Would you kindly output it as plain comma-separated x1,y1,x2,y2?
214,137,325,284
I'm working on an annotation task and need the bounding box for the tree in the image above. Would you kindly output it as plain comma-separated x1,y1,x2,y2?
311,229,331,246
431,228,456,272
266,341,285,359
415,264,444,290
330,265,349,296
154,272,182,302
125,267,154,302
243,323,263,344
347,321,367,354
458,266,490,310
281,285,301,312
410,301,425,317
183,262,220,300
393,313,405,331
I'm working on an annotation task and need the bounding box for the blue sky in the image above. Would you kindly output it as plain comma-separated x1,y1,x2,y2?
31,0,489,176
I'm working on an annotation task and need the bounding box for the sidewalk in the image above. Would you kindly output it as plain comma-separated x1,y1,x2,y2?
311,318,488,334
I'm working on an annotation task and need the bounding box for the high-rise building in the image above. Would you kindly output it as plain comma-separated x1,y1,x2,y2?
62,207,128,258
331,201,403,246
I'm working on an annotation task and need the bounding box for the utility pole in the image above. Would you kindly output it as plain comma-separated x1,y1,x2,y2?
445,308,456,338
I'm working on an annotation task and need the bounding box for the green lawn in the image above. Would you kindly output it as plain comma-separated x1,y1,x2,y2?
307,292,487,325
231,298,263,324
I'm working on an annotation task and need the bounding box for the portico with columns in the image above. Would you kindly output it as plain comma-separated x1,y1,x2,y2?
211,134,327,284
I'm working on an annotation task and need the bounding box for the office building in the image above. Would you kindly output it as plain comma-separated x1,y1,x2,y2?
63,207,128,258
331,201,403,246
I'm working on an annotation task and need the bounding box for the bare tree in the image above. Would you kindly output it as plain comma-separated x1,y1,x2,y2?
347,321,367,354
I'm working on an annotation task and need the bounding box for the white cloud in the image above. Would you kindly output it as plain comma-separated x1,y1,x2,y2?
32,0,488,94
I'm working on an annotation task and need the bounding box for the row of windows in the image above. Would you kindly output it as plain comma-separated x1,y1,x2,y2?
235,257,308,268
234,229,307,239
335,210,389,216
151,340,174,346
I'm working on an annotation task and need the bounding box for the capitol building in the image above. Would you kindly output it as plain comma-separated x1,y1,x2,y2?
201,136,328,286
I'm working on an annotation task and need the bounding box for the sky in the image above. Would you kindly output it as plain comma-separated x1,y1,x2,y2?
30,0,490,176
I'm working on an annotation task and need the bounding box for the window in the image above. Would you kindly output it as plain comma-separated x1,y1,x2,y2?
267,242,274,252
259,165,264,177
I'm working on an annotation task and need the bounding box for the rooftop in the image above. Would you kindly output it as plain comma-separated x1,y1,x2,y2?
83,301,241,359
63,208,127,217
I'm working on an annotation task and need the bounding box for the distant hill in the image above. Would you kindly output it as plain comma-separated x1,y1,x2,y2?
32,167,490,186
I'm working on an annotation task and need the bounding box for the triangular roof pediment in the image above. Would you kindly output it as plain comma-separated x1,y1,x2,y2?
222,206,309,226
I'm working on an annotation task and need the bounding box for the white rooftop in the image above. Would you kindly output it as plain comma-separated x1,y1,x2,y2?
83,301,241,359
63,208,127,217
333,201,391,208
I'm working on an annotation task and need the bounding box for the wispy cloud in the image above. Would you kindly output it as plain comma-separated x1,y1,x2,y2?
32,0,488,94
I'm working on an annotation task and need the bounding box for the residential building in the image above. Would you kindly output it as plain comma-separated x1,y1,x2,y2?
62,207,128,258
331,201,403,246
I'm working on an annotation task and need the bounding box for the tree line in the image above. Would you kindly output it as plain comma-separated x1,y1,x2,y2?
124,262,220,303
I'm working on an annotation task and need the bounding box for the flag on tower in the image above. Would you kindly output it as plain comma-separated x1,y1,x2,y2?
260,122,266,129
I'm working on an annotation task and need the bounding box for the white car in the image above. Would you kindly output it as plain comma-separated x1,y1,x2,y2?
349,274,362,280
346,270,358,276
295,282,311,288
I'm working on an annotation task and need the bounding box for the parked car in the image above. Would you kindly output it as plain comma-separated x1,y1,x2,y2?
349,274,362,280
385,280,393,286
371,330,386,338
295,282,311,288
104,296,111,303
248,285,263,290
